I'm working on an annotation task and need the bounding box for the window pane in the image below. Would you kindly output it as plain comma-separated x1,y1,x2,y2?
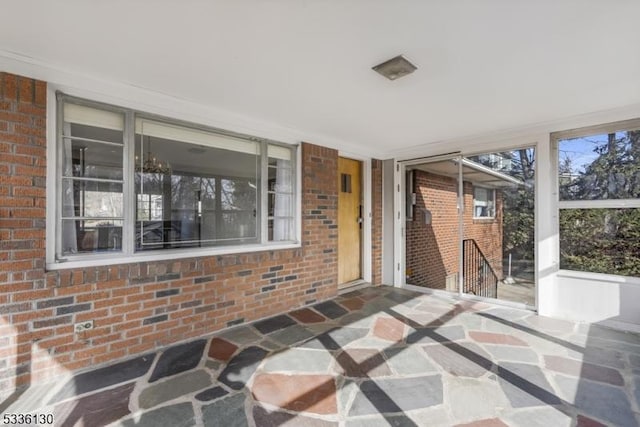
63,103,124,144
62,139,123,180
559,208,640,276
268,218,294,241
268,156,294,241
62,219,122,255
558,130,640,201
135,131,259,250
61,179,123,218
464,149,536,305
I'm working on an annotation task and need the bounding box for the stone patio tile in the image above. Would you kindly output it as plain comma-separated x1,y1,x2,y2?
149,339,207,382
565,347,626,370
350,336,398,350
50,353,154,403
544,355,624,386
219,325,263,346
253,314,297,334
503,407,573,427
447,377,509,423
314,301,349,319
414,301,458,317
139,369,212,409
54,382,134,427
453,419,509,427
373,317,405,342
423,341,493,378
576,415,607,427
253,406,338,426
337,377,358,414
338,312,376,328
262,348,333,373
202,393,247,427
335,348,392,378
630,353,640,369
469,331,528,347
218,346,269,390
259,338,287,351
446,313,484,329
349,375,443,416
340,297,366,311
583,324,640,346
299,327,369,350
290,307,327,324
118,402,195,427
554,375,636,427
208,337,238,362
406,325,466,345
359,299,397,316
394,311,444,328
269,324,315,346
496,362,561,408
524,315,575,334
484,345,539,364
384,346,437,375
483,307,530,322
406,407,453,427
345,415,417,426
453,300,492,313
384,291,422,307
195,386,228,402
252,373,337,415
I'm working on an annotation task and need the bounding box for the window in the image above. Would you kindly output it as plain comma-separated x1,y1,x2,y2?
55,94,297,263
554,119,640,277
473,186,495,218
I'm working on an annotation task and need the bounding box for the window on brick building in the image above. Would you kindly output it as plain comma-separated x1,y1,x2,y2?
55,94,297,263
472,186,495,218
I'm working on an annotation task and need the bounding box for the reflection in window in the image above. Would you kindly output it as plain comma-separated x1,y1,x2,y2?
134,130,259,250
56,96,297,261
473,187,495,218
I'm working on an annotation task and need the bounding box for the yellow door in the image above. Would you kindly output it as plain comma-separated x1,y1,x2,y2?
338,157,362,286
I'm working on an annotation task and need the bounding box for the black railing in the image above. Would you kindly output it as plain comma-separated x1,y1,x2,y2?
462,239,498,298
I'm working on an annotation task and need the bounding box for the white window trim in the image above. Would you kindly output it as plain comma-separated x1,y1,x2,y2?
472,186,496,219
47,93,301,270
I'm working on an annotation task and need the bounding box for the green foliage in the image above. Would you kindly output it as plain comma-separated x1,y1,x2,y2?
559,130,640,277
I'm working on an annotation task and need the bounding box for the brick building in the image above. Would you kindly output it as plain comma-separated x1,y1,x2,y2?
0,72,384,399
406,168,504,293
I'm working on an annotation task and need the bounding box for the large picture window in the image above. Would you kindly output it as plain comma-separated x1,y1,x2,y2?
554,120,640,277
55,94,297,263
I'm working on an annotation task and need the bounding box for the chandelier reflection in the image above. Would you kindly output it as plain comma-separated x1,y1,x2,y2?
135,136,171,174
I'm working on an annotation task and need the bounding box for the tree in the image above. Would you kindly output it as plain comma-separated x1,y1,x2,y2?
559,131,640,276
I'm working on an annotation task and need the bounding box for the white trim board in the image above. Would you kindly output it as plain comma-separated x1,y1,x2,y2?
0,50,383,159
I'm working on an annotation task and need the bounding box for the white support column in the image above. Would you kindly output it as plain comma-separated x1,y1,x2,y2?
535,133,558,315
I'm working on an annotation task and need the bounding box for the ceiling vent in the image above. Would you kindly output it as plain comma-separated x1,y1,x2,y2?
372,55,417,81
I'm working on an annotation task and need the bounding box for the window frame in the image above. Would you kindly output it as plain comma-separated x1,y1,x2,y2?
472,185,496,219
552,117,640,276
51,93,300,268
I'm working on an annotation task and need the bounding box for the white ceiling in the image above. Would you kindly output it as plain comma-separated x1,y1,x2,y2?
2,1,640,157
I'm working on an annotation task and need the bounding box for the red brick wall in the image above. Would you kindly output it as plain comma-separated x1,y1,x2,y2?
371,159,383,285
406,170,502,290
0,72,341,399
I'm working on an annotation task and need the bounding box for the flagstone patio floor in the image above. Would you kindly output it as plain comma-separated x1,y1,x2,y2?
5,285,640,426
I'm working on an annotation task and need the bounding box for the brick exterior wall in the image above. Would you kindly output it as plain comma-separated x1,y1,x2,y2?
406,170,503,290
371,159,383,285
0,72,343,400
